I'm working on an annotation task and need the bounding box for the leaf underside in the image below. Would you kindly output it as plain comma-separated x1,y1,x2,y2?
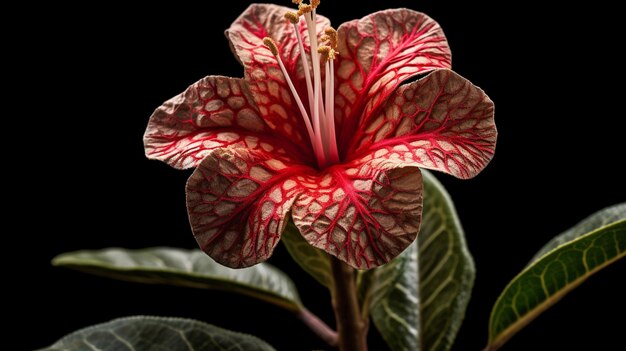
487,203,626,350
38,316,276,351
367,170,475,351
53,247,302,313
281,220,333,288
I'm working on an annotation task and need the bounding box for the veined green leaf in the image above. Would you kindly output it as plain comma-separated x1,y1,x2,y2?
38,316,276,351
486,204,626,351
282,221,333,288
366,170,475,351
53,247,302,312
531,203,626,262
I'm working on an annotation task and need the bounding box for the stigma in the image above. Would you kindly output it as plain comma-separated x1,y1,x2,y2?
263,0,339,169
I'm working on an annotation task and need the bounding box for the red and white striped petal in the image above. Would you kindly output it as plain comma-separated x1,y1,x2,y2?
291,160,423,269
352,69,496,179
186,148,310,268
335,9,451,147
226,4,330,148
144,76,299,169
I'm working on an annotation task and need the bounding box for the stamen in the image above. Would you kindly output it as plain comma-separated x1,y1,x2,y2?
276,0,340,167
327,58,339,162
297,3,312,16
317,45,330,56
263,37,324,167
328,49,337,60
284,11,299,24
318,46,339,163
300,7,325,159
324,27,338,49
262,37,279,56
307,1,333,164
318,45,337,61
285,11,314,119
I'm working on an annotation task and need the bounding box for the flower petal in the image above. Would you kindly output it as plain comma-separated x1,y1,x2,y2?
226,4,330,145
186,147,307,268
144,76,300,169
227,4,330,76
352,69,496,179
291,160,423,269
335,9,451,148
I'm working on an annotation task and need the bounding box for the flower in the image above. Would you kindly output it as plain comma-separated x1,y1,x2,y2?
144,2,496,269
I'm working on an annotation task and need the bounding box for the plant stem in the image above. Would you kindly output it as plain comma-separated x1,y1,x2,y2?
330,257,368,351
297,308,338,346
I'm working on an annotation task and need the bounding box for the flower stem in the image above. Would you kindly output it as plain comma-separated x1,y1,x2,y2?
331,257,368,351
297,308,338,347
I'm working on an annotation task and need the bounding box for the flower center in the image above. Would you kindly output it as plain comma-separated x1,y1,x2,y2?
263,0,339,169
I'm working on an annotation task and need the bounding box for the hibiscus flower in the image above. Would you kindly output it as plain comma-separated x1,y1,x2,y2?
144,1,496,269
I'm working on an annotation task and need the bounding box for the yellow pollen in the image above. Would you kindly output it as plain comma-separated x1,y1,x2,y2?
284,11,299,24
317,46,330,54
263,37,279,56
317,45,337,60
292,0,302,4
297,3,312,15
310,0,320,9
324,27,338,49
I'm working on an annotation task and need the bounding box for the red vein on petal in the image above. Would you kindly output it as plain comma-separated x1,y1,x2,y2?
335,10,451,157
187,148,313,267
292,160,423,269
349,69,496,179
144,75,311,169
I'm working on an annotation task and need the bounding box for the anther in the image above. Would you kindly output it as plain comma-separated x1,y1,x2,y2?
317,45,330,55
297,3,312,15
292,0,302,4
310,0,320,9
324,27,338,49
318,45,336,60
262,37,279,56
284,11,299,24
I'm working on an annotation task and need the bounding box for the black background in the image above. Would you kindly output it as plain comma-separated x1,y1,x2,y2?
14,1,625,350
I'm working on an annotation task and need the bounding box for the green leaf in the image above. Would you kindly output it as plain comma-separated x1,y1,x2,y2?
365,170,475,351
53,247,302,313
530,203,626,262
486,205,626,351
281,221,333,288
38,316,276,351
